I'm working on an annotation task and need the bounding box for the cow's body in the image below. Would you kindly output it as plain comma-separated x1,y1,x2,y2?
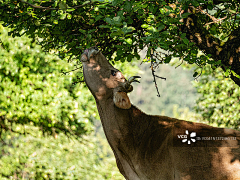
81,47,240,180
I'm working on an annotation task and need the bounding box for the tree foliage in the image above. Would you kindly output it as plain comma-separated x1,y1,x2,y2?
0,25,96,137
0,130,124,179
194,66,240,129
0,0,240,86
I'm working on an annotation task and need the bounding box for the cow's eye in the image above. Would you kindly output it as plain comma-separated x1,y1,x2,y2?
111,70,117,76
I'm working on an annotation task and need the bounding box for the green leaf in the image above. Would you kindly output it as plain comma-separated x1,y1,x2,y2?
51,11,56,16
66,8,75,12
34,20,40,26
182,13,191,18
99,25,110,28
161,1,167,5
117,49,123,55
215,60,221,65
192,0,199,7
157,24,165,31
138,9,144,15
207,4,213,10
127,54,132,62
209,26,217,34
79,29,86,33
67,14,72,19
113,16,120,22
181,33,186,39
229,9,236,13
110,31,123,36
124,1,131,12
160,8,166,14
59,1,67,11
125,38,132,44
141,24,149,28
224,69,230,77
60,13,66,20
164,56,171,63
105,17,112,24
95,15,103,21
183,38,189,44
122,26,135,34
53,20,58,24
147,26,157,32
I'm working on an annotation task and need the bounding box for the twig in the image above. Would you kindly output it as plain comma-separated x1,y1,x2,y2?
150,60,166,97
200,9,239,27
61,66,82,75
151,63,161,97
175,52,189,69
72,78,85,85
194,69,202,81
175,59,184,69
143,48,167,97
190,6,239,27
155,75,166,80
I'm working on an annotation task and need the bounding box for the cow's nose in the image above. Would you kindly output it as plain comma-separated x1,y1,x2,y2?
81,49,89,62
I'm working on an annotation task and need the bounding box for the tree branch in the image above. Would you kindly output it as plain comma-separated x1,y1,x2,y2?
199,9,239,27
150,56,166,97
181,11,221,59
181,6,240,86
219,27,240,85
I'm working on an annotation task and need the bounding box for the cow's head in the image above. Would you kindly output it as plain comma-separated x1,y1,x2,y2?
80,47,140,109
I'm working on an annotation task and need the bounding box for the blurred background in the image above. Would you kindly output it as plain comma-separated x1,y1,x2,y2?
1,23,239,179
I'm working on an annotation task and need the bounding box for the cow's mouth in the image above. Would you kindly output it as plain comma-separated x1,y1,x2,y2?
81,49,89,62
81,47,99,62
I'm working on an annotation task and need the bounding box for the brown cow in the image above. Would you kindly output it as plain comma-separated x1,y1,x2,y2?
80,46,240,180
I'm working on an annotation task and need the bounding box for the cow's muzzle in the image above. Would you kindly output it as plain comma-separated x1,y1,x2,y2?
81,49,89,62
81,47,99,62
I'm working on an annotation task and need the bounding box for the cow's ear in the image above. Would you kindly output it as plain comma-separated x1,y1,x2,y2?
113,92,131,109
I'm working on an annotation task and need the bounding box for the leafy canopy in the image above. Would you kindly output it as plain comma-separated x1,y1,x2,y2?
1,0,240,85
0,25,96,138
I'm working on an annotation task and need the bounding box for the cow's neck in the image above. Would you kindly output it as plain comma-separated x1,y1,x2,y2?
96,98,149,153
96,98,175,179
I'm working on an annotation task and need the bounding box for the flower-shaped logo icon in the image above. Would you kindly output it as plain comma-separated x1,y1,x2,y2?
182,130,196,144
